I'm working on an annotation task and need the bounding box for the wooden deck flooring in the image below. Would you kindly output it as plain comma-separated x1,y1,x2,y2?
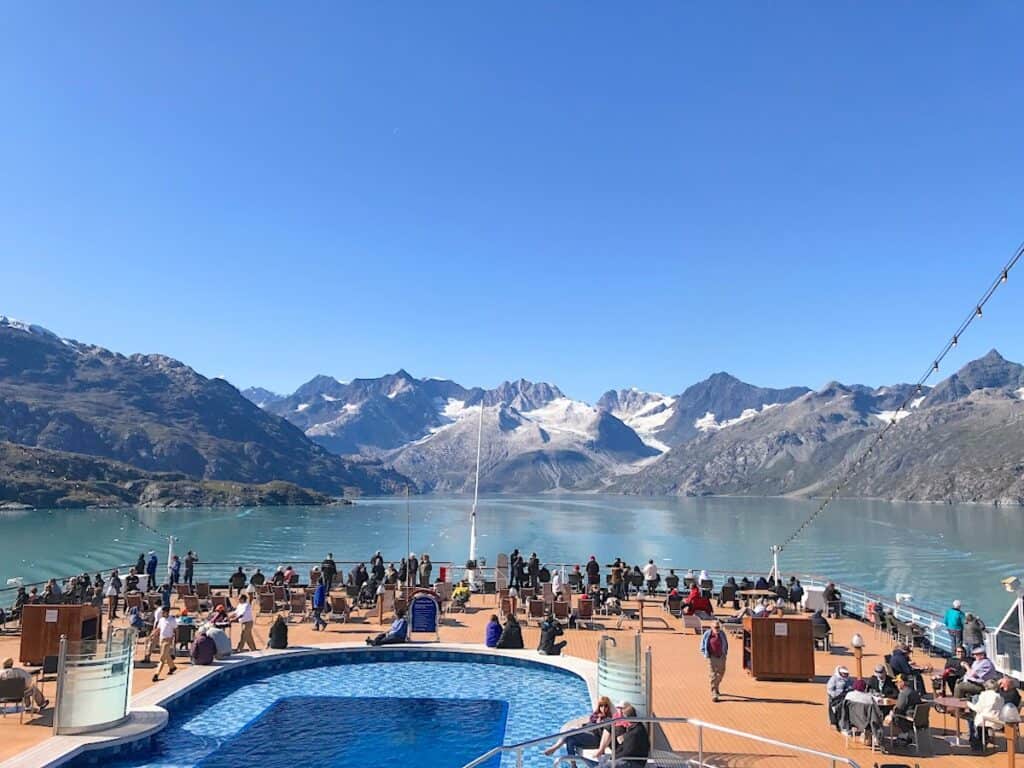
0,593,1008,766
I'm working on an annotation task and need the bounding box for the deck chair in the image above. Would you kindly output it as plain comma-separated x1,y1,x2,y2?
717,584,737,607
195,582,212,610
576,598,594,629
665,595,683,618
273,586,289,611
288,592,307,622
125,593,143,613
527,598,547,626
893,704,932,755
258,592,275,616
182,595,201,615
0,677,27,723
542,583,554,605
500,597,516,620
567,572,583,592
813,622,832,651
519,587,535,603
682,611,714,635
552,600,570,625
699,578,714,597
175,584,193,600
328,596,350,622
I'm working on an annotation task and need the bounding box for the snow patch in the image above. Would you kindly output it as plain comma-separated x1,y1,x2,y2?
321,394,339,402
523,397,600,438
910,396,926,409
0,315,60,340
874,409,911,424
695,403,781,432
387,379,412,399
295,403,310,412
611,395,676,452
1016,387,1024,400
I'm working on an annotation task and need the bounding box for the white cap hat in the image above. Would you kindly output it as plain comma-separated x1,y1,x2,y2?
838,666,849,675
953,599,962,609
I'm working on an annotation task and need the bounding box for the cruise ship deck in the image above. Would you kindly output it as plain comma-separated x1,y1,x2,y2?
0,592,1011,767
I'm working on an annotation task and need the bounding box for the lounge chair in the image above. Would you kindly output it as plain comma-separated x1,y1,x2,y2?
195,582,212,610
328,596,351,622
576,598,594,630
258,593,275,616
541,583,554,605
182,595,201,615
273,586,289,611
717,584,737,607
0,677,27,723
500,596,516,620
175,584,193,600
892,703,932,755
552,600,570,624
288,592,307,622
125,593,144,613
37,655,58,696
682,611,714,635
665,595,683,618
527,598,547,626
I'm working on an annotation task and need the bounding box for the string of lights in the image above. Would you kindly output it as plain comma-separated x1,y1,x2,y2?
780,242,1023,551
121,507,175,545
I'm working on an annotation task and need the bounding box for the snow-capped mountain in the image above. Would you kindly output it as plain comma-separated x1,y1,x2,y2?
596,389,677,452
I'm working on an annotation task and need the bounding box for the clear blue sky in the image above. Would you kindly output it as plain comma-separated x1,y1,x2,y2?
2,3,1022,402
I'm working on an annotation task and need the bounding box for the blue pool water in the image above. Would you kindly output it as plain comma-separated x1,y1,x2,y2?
88,652,592,768
196,697,508,768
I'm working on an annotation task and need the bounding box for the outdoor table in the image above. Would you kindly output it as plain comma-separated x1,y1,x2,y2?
614,599,670,631
933,696,970,747
738,589,777,606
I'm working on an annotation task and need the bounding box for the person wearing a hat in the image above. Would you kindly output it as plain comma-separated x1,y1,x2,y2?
826,665,852,729
887,674,922,743
0,657,47,711
944,599,965,649
954,646,1000,699
890,643,929,694
866,663,897,698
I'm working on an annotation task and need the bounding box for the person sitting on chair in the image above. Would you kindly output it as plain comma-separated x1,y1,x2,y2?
955,646,1000,699
366,609,408,646
866,664,898,698
887,674,922,745
942,645,970,696
826,665,853,730
0,657,47,712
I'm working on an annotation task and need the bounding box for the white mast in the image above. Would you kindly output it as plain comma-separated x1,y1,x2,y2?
467,401,484,590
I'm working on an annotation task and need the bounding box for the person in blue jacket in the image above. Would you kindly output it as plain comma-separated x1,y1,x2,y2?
145,551,158,592
485,614,501,647
312,579,328,631
944,599,965,649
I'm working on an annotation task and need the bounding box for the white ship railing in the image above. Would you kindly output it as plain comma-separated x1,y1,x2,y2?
460,716,862,768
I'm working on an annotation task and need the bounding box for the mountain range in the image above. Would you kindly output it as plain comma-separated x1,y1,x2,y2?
2,314,1023,506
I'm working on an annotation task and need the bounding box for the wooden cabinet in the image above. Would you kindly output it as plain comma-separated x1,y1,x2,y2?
742,615,815,681
19,604,102,665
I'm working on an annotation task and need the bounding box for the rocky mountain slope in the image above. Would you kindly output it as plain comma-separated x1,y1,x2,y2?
0,441,340,509
616,351,1024,504
0,317,405,497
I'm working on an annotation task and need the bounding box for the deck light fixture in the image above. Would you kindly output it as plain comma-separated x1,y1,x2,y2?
850,633,865,679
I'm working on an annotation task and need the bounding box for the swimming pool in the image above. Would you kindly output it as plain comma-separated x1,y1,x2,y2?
71,650,592,768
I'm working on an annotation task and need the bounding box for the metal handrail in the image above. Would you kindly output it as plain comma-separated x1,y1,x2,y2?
460,716,861,768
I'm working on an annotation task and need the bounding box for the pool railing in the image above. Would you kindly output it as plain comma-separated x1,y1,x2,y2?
460,715,862,768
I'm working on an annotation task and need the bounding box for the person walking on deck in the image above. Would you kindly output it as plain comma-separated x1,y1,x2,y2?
701,620,729,702
312,579,328,631
151,609,178,682
232,594,258,652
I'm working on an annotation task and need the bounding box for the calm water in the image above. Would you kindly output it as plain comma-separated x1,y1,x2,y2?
1,494,1020,624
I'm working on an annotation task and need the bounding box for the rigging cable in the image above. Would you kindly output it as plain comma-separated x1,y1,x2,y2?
778,242,1022,551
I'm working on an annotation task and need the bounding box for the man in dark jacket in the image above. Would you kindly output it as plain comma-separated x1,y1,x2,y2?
228,567,247,597
145,552,158,592
597,704,649,767
890,675,922,743
538,614,566,656
866,664,898,698
496,615,524,649
321,553,337,590
184,551,198,588
527,553,540,590
585,556,600,588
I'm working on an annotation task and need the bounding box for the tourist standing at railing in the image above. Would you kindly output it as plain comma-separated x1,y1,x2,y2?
184,551,198,588
135,553,146,579
168,555,181,586
145,551,158,592
701,620,729,702
232,594,258,652
610,559,625,600
943,599,965,648
418,554,432,587
586,556,600,589
320,553,336,590
125,568,139,593
527,553,540,590
642,560,659,597
249,568,265,588
962,612,986,649
407,554,418,588
228,567,247,597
